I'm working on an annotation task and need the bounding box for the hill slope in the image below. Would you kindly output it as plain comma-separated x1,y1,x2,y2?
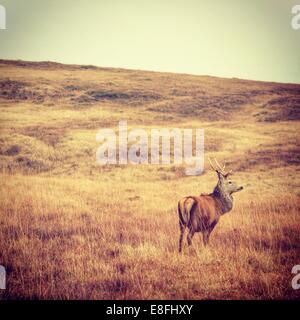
0,59,299,299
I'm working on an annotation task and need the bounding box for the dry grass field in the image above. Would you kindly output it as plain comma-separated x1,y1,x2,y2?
0,59,300,299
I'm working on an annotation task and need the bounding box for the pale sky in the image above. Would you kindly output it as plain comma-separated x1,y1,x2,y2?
0,0,300,83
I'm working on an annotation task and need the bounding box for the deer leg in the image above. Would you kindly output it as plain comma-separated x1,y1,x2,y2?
203,221,217,246
202,230,210,246
178,221,185,253
187,228,195,246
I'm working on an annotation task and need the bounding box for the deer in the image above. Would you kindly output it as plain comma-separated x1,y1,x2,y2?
177,158,243,253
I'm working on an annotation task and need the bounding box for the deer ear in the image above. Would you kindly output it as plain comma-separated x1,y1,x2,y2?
223,170,233,178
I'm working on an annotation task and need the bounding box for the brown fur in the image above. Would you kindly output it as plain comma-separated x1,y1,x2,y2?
178,194,221,252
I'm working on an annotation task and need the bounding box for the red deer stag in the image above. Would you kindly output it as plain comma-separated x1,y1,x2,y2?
177,158,243,252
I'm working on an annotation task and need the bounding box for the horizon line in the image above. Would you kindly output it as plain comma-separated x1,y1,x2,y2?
1,57,300,86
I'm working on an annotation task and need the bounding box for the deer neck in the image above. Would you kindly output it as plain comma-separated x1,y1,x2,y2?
213,184,233,214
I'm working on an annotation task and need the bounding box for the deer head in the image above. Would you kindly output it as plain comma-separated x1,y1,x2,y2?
209,157,243,195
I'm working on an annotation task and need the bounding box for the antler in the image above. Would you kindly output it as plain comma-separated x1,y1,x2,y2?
214,158,226,173
208,156,233,177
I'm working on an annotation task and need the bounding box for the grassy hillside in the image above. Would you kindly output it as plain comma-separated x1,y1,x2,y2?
0,59,299,299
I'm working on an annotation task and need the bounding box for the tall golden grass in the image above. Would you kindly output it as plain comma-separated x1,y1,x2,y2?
0,173,299,299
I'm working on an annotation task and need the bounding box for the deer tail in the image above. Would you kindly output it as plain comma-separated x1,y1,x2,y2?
178,197,196,227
